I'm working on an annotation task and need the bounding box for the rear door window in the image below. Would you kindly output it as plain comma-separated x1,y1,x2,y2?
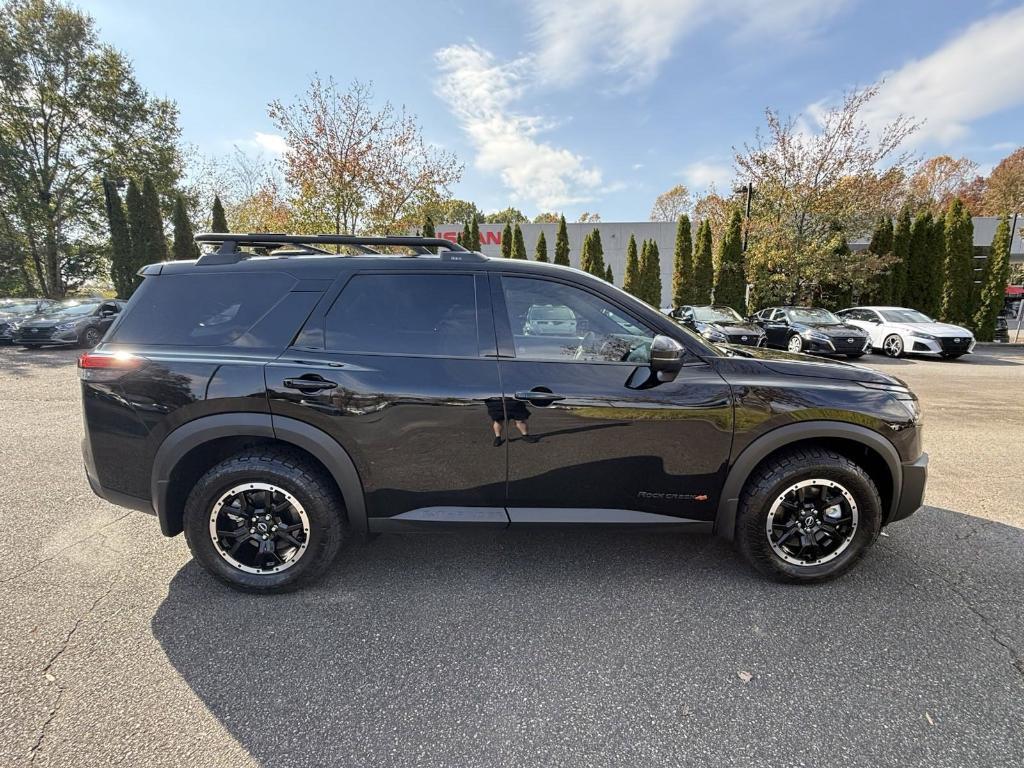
110,273,295,345
324,273,479,357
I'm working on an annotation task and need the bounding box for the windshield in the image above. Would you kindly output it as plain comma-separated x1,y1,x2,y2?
694,306,743,323
42,303,98,319
787,308,840,324
0,301,39,315
879,309,933,323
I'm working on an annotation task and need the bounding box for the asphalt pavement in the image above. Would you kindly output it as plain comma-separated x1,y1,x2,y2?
0,344,1021,767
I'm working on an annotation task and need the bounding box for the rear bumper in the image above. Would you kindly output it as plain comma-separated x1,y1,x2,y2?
890,452,928,523
83,437,154,515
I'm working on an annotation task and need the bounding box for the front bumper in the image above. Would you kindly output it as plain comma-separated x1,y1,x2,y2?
804,336,871,356
890,452,928,524
905,336,975,356
14,329,79,346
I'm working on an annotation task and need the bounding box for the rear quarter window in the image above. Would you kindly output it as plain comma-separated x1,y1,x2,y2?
110,273,296,346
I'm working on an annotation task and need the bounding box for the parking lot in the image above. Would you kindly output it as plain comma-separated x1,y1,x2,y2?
1,344,1022,767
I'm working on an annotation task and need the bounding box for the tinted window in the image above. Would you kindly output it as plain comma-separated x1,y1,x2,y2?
325,273,479,357
111,273,294,345
502,276,653,363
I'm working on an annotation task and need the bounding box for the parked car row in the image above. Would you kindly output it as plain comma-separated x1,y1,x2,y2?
669,303,975,360
0,298,125,349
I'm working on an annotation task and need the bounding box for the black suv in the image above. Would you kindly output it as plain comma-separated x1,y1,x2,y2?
752,306,870,357
670,305,765,347
80,234,927,592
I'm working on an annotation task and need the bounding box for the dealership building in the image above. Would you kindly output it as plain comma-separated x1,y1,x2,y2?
435,217,1024,309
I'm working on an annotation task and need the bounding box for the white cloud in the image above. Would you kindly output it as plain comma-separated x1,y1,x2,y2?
252,132,287,155
681,160,733,193
435,43,603,209
528,0,850,89
861,5,1024,146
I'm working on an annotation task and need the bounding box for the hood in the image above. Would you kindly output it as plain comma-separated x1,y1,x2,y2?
800,322,867,336
888,321,972,337
718,344,905,386
702,321,762,335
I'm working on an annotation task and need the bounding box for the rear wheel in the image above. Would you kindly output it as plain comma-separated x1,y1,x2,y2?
79,327,101,349
882,333,904,358
735,447,882,582
183,448,346,592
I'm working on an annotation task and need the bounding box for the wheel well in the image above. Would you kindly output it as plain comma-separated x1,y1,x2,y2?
745,437,894,519
163,436,344,536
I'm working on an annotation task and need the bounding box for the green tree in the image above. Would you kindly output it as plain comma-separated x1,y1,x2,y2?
941,198,974,325
973,214,1012,341
125,179,147,293
501,222,513,259
639,239,662,306
421,213,435,253
554,215,570,266
671,215,693,307
623,234,640,297
141,176,168,261
605,264,614,284
890,207,912,305
171,192,198,261
534,231,548,262
904,213,931,313
211,195,229,232
866,216,894,303
106,181,134,297
692,219,714,303
512,223,527,259
0,0,183,296
926,215,946,318
580,228,605,277
714,209,746,311
469,215,481,251
482,206,527,224
461,221,471,249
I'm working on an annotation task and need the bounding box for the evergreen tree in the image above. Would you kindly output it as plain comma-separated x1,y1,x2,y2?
926,215,946,319
141,176,168,261
904,213,932,313
890,207,912,306
534,231,548,262
421,214,436,253
512,223,527,259
605,264,614,284
671,214,693,307
638,239,662,306
125,179,147,290
973,214,1012,341
623,234,640,297
692,219,714,303
171,193,198,261
941,198,974,325
554,215,570,266
106,181,134,298
211,195,228,233
461,221,472,250
714,209,746,311
469,215,481,252
585,228,605,277
501,222,513,259
579,232,594,274
867,216,894,303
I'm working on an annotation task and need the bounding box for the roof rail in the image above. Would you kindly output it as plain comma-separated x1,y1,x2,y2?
193,232,483,265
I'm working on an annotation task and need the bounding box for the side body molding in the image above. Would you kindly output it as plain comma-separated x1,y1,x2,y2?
713,421,902,541
151,413,367,536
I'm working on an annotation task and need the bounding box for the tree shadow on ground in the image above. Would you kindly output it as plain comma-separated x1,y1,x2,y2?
152,507,1024,768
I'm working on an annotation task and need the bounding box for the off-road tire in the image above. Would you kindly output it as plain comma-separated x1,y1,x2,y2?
735,447,882,583
183,448,346,593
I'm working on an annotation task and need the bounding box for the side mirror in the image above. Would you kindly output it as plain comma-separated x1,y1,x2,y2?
100,310,115,317
650,334,685,381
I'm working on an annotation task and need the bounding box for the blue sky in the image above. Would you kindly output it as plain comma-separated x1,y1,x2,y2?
80,0,1024,220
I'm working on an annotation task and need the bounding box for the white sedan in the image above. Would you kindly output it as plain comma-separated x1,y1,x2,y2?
836,306,975,359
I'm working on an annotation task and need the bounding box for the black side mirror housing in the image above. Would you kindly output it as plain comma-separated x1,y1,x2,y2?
650,334,686,381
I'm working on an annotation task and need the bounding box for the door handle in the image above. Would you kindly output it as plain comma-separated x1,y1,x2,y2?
283,376,338,393
514,389,566,404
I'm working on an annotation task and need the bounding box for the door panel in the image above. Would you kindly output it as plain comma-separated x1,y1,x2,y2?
493,274,733,522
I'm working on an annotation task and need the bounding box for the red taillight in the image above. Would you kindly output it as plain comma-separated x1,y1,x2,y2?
78,352,144,381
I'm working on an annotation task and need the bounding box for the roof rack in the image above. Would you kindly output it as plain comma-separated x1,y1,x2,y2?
193,232,483,265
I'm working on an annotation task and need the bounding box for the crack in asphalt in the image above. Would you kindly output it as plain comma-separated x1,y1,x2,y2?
28,576,120,763
0,512,133,585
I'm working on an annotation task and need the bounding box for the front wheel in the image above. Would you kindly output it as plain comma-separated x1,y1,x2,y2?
183,448,346,592
786,334,804,353
882,333,904,358
735,447,882,582
79,326,102,349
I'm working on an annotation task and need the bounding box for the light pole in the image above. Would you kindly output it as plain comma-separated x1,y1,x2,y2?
734,183,754,309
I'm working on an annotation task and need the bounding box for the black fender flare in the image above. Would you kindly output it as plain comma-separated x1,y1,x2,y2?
151,413,367,536
713,421,902,541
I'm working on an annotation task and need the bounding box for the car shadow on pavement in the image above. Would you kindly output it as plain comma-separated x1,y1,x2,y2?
152,507,1024,767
